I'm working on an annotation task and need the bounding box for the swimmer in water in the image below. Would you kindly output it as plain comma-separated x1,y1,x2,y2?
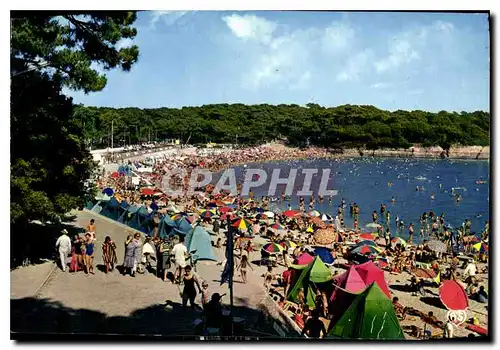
388,181,392,187
391,197,395,203
439,183,442,189
430,193,435,200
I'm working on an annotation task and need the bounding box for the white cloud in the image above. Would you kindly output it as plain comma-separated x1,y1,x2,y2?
370,82,392,89
321,22,355,54
222,14,277,45
374,20,455,74
149,11,189,27
336,49,373,82
223,15,357,90
116,38,134,50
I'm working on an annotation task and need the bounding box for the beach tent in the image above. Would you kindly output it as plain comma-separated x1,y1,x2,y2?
135,206,153,233
312,247,335,265
118,205,139,226
99,196,121,221
158,215,177,238
287,256,332,308
296,252,315,265
171,217,193,236
355,261,391,298
329,266,367,326
184,226,217,262
328,283,405,340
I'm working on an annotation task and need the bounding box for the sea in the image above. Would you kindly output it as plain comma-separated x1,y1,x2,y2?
216,157,490,243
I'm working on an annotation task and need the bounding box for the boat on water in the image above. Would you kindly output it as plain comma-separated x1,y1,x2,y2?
414,176,427,181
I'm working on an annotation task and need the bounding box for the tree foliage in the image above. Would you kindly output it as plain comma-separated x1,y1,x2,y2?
75,103,490,149
11,12,140,230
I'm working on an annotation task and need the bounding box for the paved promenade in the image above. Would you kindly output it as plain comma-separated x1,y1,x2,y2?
11,211,276,338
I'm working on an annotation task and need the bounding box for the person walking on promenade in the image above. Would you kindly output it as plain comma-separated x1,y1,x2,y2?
83,233,95,274
102,236,118,273
55,229,71,272
133,233,143,274
123,234,136,276
71,234,83,272
172,236,188,284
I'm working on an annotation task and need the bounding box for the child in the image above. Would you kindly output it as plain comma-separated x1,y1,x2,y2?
200,281,210,309
264,266,273,291
237,254,253,284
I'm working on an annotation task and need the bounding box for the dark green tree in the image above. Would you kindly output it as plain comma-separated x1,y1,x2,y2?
11,12,140,265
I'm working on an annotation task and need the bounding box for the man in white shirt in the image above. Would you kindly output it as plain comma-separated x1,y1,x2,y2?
55,229,71,272
171,237,188,283
464,259,477,280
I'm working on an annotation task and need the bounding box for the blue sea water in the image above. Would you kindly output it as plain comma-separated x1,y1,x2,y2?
219,158,490,242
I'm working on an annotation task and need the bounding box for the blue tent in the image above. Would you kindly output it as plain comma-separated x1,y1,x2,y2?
119,205,139,225
185,226,217,262
100,196,121,221
313,246,335,265
158,215,176,238
171,217,192,236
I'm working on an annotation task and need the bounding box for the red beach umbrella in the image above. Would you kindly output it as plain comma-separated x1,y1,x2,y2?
283,210,301,218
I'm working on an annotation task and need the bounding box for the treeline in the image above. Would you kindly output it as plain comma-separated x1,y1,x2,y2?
74,103,490,150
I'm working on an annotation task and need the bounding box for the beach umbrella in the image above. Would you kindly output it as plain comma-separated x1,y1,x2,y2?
283,210,301,218
262,242,284,254
220,213,236,221
374,257,388,269
413,268,436,280
232,218,252,231
219,206,232,213
103,187,114,196
365,222,382,229
263,211,275,218
200,210,216,219
359,233,376,241
314,228,336,245
279,241,297,250
425,240,447,253
439,280,469,311
321,213,333,222
111,171,120,178
355,240,377,247
351,245,381,255
171,212,188,220
167,204,180,213
306,225,314,233
313,246,335,265
472,242,488,253
141,188,155,196
308,210,321,217
391,237,407,247
271,222,285,230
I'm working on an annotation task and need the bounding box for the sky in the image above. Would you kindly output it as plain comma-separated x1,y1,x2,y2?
66,11,490,112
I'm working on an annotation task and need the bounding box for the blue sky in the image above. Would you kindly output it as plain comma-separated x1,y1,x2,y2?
66,11,490,112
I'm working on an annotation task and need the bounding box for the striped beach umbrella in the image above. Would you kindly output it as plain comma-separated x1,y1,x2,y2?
283,210,301,218
352,245,381,255
391,237,407,247
271,222,285,230
355,240,377,247
359,233,376,241
171,212,188,220
472,242,488,253
200,210,216,219
308,210,321,217
279,240,297,249
262,242,284,254
232,218,252,231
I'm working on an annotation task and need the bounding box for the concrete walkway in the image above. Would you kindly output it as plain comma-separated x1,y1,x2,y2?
11,210,276,337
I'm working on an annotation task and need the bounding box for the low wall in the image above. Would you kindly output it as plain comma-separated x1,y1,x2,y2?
258,295,303,338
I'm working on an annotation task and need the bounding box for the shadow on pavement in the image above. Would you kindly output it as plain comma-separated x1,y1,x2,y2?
11,219,84,270
11,296,280,340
